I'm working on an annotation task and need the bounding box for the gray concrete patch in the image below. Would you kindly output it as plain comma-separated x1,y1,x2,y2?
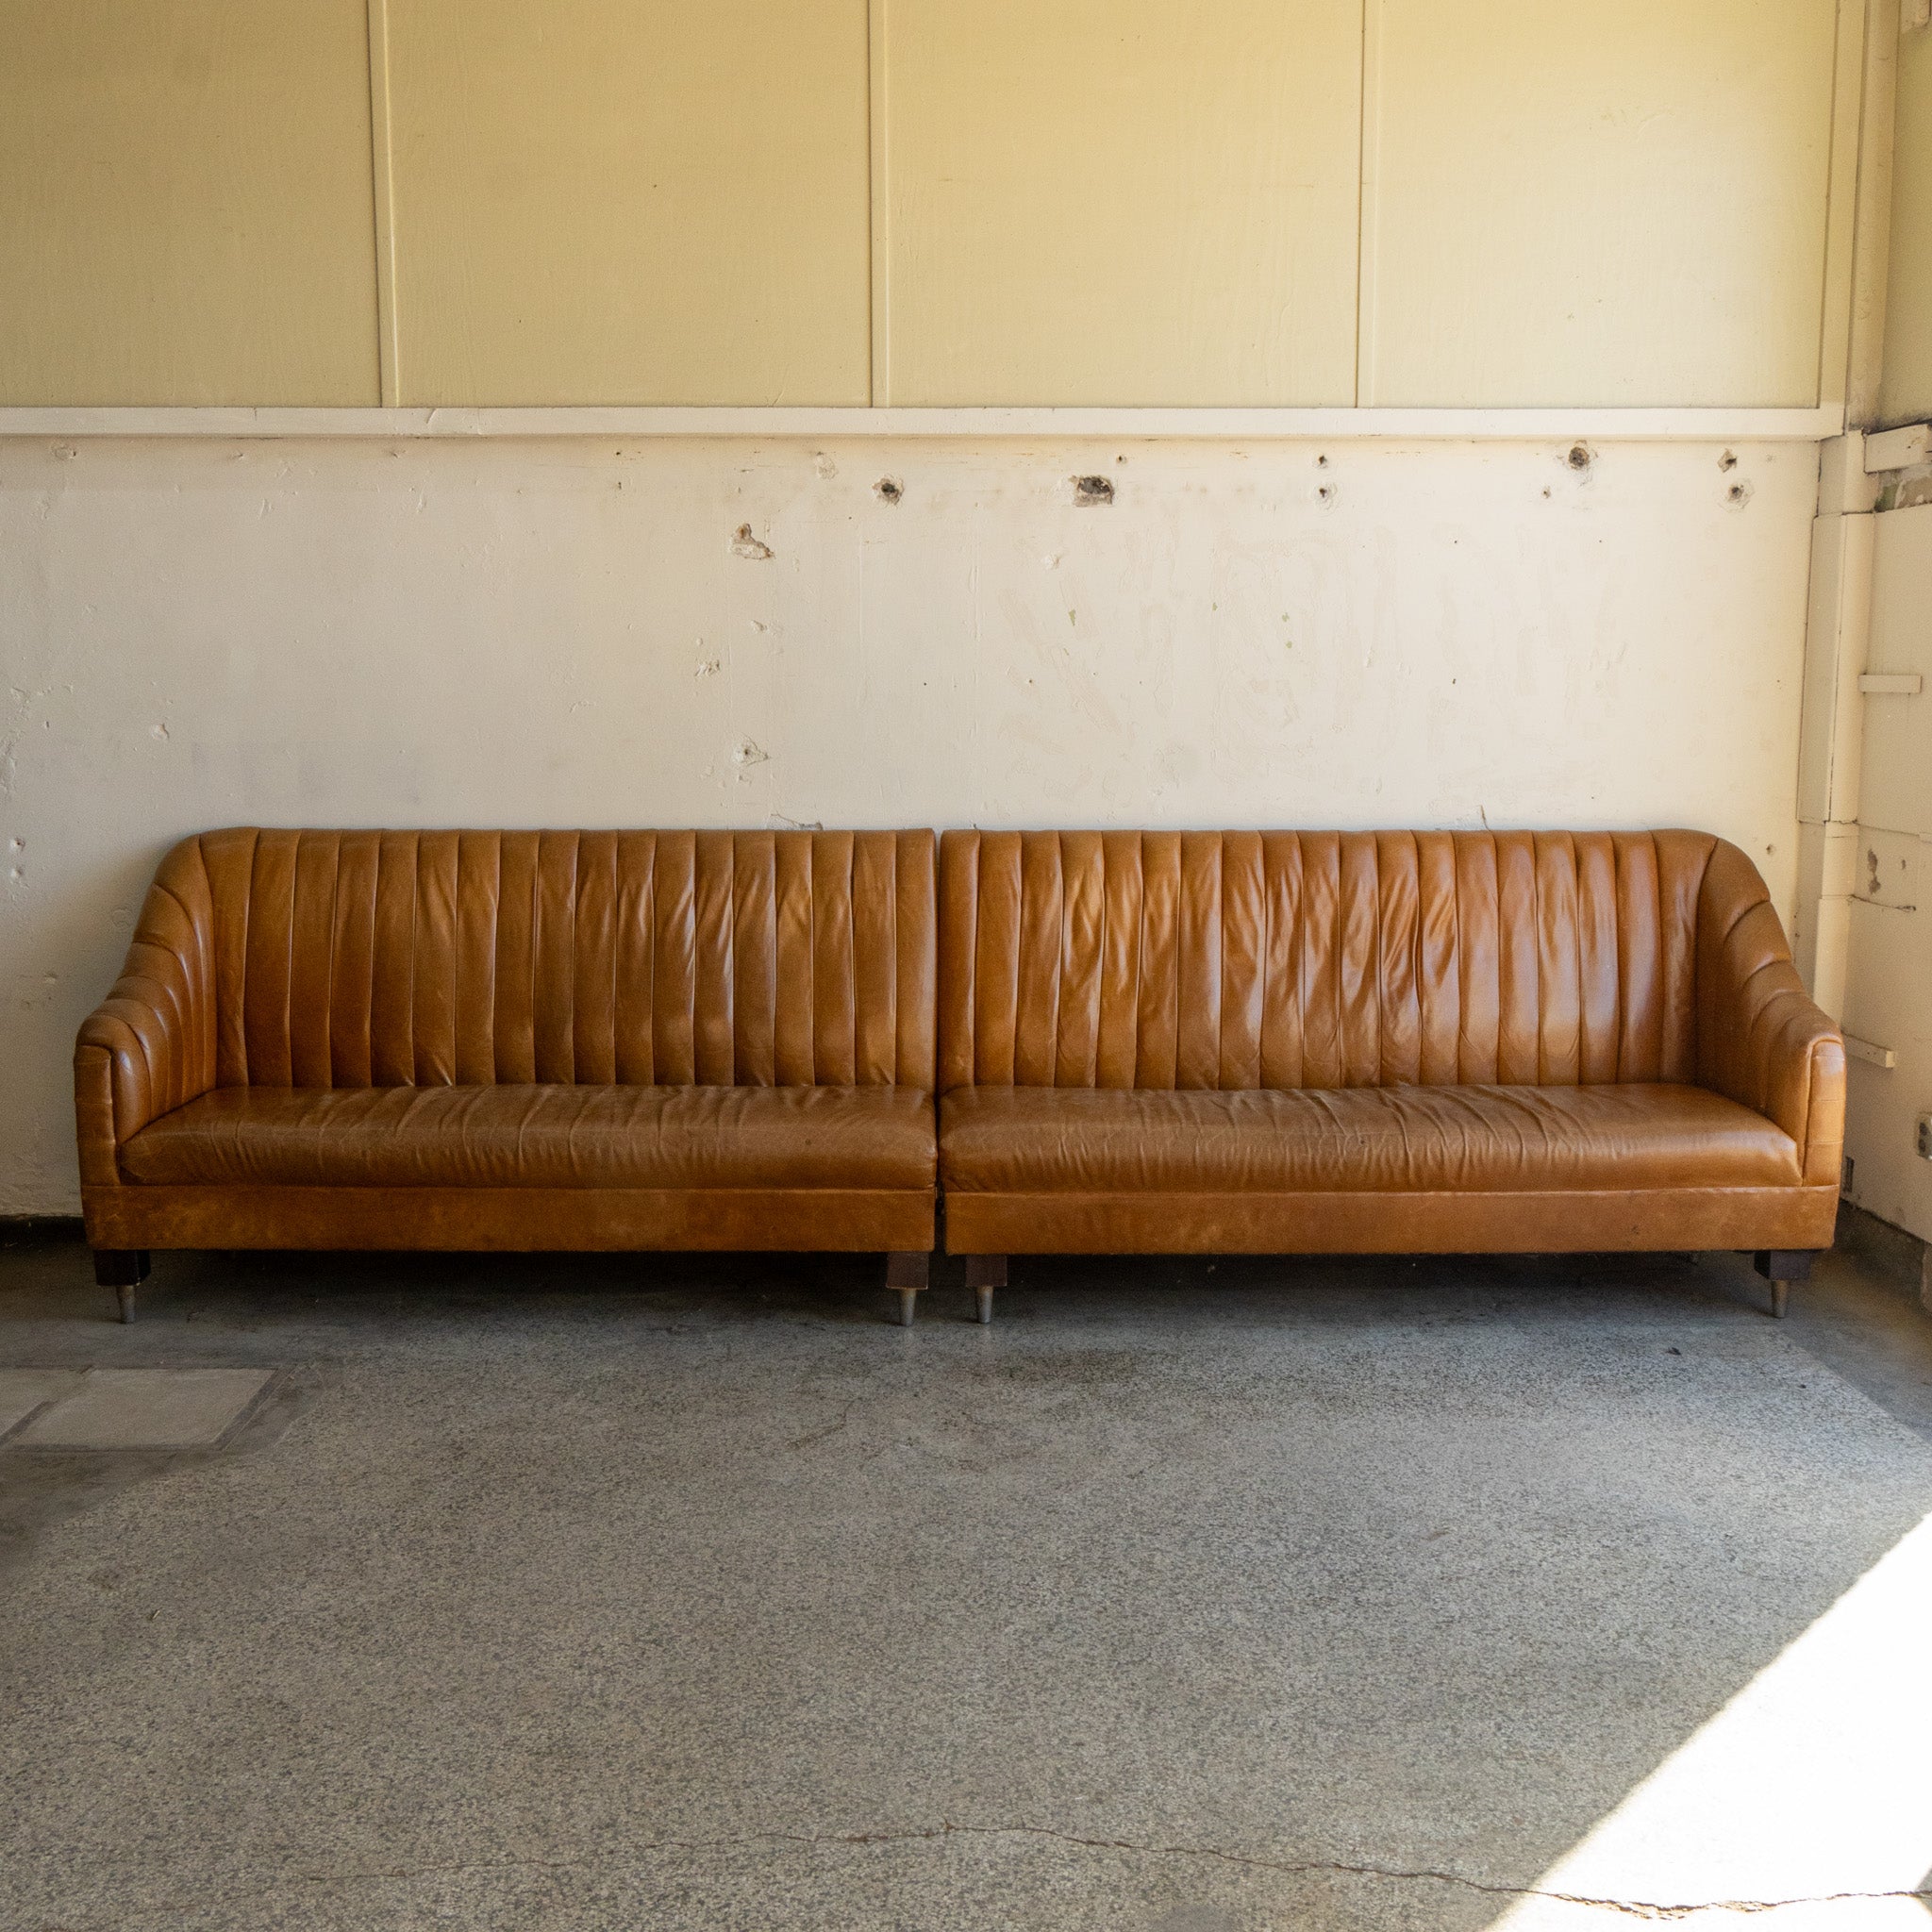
12,1367,273,1449
0,1238,1929,1930
0,1367,86,1439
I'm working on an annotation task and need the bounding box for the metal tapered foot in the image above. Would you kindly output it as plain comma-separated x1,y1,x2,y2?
1753,1250,1813,1320
964,1255,1007,1324
93,1249,149,1323
886,1251,929,1327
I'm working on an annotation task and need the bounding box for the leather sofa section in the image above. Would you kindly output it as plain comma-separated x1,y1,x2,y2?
76,827,941,1259
940,1083,1800,1196
123,1084,936,1192
936,827,1844,1259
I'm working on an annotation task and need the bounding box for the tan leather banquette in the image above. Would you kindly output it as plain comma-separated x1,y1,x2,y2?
75,828,939,1322
937,830,1844,1321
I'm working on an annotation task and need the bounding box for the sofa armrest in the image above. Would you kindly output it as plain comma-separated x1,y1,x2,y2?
1696,841,1846,1191
73,839,219,1188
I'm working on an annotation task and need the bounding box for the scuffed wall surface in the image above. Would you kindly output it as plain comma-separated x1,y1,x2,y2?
0,435,1815,1212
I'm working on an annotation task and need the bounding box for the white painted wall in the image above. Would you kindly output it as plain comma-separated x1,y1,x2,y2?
1,434,1818,1214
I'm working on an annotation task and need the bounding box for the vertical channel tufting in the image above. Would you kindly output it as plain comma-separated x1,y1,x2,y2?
809,831,856,1085
1057,830,1105,1089
455,832,501,1085
613,832,657,1085
895,830,936,1091
1613,831,1662,1082
288,832,340,1090
853,832,898,1086
413,831,459,1087
653,831,696,1086
1096,832,1143,1090
774,832,815,1086
1174,833,1222,1091
1337,834,1380,1088
1576,832,1620,1083
491,833,537,1084
202,827,258,1088
370,833,418,1085
1453,833,1499,1086
573,830,618,1084
692,831,735,1087
1657,829,1715,1081
329,831,378,1089
1218,831,1263,1091
932,824,1719,1101
1533,832,1581,1086
1136,833,1181,1090
973,833,1021,1088
532,831,580,1085
1258,832,1303,1091
1014,831,1063,1087
1375,831,1422,1087
1493,831,1540,1085
733,832,777,1088
1416,831,1459,1086
242,829,299,1087
1298,832,1341,1090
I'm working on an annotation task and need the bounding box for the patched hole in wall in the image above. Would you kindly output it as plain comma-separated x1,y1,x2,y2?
1566,441,1594,474
874,476,903,504
1725,478,1753,510
1072,475,1114,507
1719,449,1739,472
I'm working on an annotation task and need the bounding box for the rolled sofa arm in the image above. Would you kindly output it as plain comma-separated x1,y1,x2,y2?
1695,839,1846,1190
73,837,219,1188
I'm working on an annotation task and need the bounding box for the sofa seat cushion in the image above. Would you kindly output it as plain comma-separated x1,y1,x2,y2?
122,1085,936,1191
939,1083,1799,1194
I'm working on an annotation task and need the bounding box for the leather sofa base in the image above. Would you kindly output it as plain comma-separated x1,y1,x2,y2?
83,1186,935,1255
943,1186,1839,1257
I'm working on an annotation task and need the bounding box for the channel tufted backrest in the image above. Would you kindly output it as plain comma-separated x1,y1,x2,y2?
182,828,935,1091
938,830,1725,1092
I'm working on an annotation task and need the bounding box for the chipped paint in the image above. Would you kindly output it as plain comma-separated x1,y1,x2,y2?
0,431,1819,1212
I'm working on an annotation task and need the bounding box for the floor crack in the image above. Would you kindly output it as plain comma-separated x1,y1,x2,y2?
95,1820,1932,1923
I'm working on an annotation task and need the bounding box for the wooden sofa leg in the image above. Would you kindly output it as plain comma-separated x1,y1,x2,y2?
886,1251,929,1327
93,1249,150,1324
964,1255,1007,1325
1753,1250,1814,1320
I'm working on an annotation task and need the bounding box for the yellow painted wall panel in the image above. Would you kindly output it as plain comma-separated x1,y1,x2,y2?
387,0,871,406
0,0,379,406
1878,25,1932,426
1361,0,1840,408
882,0,1362,407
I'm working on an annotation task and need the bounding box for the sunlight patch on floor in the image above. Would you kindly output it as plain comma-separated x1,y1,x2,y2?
1486,1509,1932,1927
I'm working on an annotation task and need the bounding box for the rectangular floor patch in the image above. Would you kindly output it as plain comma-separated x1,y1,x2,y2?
11,1369,274,1449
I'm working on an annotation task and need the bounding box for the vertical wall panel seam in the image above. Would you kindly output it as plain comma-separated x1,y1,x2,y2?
867,0,890,406
1353,0,1380,408
365,0,400,406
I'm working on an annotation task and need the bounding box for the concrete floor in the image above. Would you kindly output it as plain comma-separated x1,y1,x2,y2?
3,1230,1931,1931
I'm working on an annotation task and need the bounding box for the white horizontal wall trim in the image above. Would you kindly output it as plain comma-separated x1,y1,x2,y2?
0,405,1846,441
